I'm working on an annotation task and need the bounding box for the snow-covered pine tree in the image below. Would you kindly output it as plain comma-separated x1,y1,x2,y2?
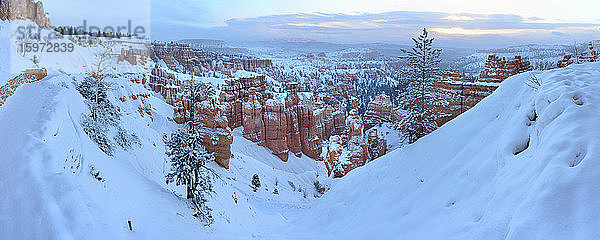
251,174,261,192
165,128,217,225
77,77,140,155
77,77,120,155
77,77,120,127
175,78,215,131
114,126,141,151
166,78,217,225
397,28,448,143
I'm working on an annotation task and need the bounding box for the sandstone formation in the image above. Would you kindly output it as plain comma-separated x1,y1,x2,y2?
322,135,369,178
366,128,387,160
558,42,599,67
149,44,396,173
149,64,182,106
195,99,233,169
220,78,325,161
285,105,302,157
433,55,533,127
579,42,599,63
363,93,393,130
150,42,272,78
322,106,374,178
263,99,289,161
297,105,321,159
117,46,149,66
0,68,47,107
242,92,264,143
478,55,531,82
0,0,51,28
172,88,233,169
345,108,363,137
220,82,243,129
284,83,302,157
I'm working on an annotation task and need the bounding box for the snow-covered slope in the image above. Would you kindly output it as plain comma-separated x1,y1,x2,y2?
285,62,600,239
0,73,328,239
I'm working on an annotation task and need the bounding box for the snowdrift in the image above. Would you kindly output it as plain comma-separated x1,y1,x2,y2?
287,62,600,239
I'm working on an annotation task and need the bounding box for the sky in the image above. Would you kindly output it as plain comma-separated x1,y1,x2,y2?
44,0,600,48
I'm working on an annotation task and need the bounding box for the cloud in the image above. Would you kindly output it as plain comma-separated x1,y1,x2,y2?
45,0,597,48
148,9,600,48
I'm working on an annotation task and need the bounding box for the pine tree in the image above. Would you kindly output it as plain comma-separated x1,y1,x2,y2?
77,77,140,155
114,126,141,151
77,77,120,155
165,128,217,225
251,174,261,192
176,78,215,131
398,28,447,143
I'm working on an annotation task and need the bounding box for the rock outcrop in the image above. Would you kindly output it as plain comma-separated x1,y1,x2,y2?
149,64,182,105
263,99,289,161
148,44,400,172
478,55,531,82
363,93,393,130
117,46,149,66
298,105,321,159
285,105,302,157
366,128,387,160
171,82,233,169
220,79,243,129
220,78,327,161
322,106,372,178
322,135,369,178
195,99,233,169
0,0,51,28
0,68,47,107
150,42,272,78
242,92,264,143
346,108,363,137
284,83,302,157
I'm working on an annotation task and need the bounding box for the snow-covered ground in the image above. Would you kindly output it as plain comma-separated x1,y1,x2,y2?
3,19,600,239
285,62,600,239
0,73,329,239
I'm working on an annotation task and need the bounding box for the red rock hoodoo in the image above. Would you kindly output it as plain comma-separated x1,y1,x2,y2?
363,93,393,130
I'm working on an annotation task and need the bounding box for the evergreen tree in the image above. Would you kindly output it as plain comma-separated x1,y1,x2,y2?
77,77,141,156
77,77,120,155
165,79,218,225
165,128,216,225
397,28,447,143
251,174,261,192
176,78,215,131
114,126,141,151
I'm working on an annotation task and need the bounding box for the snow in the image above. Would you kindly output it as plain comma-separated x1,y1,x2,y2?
3,18,600,239
369,123,403,151
233,70,260,78
286,62,600,239
0,73,329,239
4,20,151,79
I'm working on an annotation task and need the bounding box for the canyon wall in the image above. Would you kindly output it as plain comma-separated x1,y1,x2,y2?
0,0,51,27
